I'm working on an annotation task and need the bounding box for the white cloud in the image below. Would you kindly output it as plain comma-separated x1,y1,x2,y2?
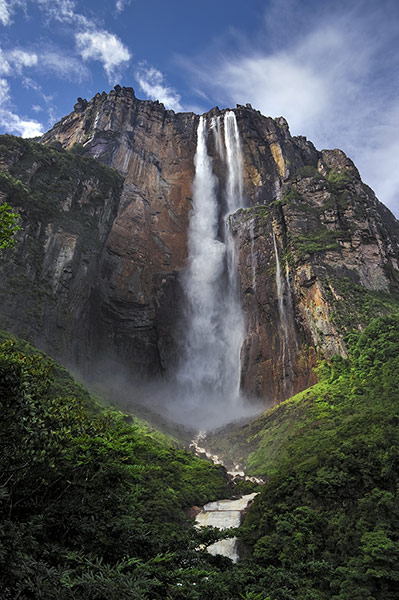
0,78,9,102
115,0,132,13
1,43,85,90
135,63,182,112
0,0,11,25
0,78,44,137
0,50,10,75
39,50,88,81
0,0,28,26
2,1,132,86
75,30,130,83
181,0,399,215
0,47,38,75
7,49,38,72
36,0,89,28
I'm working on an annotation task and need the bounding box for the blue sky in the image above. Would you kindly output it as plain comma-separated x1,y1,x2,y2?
0,0,398,215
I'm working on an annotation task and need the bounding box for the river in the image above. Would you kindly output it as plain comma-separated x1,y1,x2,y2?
195,493,258,563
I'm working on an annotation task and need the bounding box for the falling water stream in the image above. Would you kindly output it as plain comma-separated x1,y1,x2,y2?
176,112,246,420
273,232,294,392
175,114,262,561
133,111,262,431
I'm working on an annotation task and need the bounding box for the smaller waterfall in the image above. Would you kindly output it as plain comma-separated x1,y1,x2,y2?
211,115,225,161
222,111,245,404
195,493,258,563
249,220,257,293
224,111,244,212
273,232,294,393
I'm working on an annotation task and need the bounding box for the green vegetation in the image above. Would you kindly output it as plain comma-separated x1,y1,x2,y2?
296,165,324,179
0,135,123,225
240,314,399,598
293,227,350,256
236,204,269,225
277,165,358,261
0,336,235,599
324,277,399,333
0,201,21,250
1,314,398,598
327,169,351,188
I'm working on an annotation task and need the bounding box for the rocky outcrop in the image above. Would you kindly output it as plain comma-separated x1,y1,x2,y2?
1,86,398,404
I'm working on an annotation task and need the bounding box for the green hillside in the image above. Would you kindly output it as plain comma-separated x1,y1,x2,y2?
0,333,232,599
1,314,399,599
219,314,399,598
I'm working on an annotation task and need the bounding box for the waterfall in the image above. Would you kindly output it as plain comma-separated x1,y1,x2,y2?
273,232,293,392
224,111,243,212
250,220,257,293
176,112,246,421
211,116,225,161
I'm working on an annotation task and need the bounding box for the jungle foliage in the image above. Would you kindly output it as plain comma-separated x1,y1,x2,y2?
0,337,234,599
0,201,20,250
0,314,398,599
240,313,399,599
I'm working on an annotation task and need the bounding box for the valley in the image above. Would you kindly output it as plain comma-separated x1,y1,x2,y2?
0,88,398,598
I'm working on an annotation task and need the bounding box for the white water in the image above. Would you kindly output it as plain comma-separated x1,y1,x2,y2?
224,112,244,212
190,432,266,484
250,220,257,293
273,232,294,392
195,493,258,562
211,115,225,161
175,112,248,427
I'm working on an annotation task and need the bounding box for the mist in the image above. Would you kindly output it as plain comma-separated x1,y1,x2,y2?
84,111,266,434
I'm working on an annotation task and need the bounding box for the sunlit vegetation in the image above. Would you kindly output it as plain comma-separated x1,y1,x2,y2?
324,277,399,333
239,313,399,598
0,201,21,250
0,335,233,599
1,313,398,598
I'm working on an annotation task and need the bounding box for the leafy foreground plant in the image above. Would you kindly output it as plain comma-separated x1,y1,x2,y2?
1,314,399,599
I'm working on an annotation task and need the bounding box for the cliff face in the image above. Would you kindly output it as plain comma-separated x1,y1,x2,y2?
40,86,199,374
0,135,123,368
1,86,398,403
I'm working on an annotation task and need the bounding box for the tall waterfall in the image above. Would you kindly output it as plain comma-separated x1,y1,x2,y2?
273,232,294,393
176,112,246,421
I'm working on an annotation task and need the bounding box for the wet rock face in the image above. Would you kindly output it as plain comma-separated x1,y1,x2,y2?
233,146,399,402
1,87,399,403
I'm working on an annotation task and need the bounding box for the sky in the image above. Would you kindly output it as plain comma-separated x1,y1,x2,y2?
0,0,398,215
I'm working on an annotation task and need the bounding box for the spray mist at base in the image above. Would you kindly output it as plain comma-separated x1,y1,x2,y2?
85,112,267,434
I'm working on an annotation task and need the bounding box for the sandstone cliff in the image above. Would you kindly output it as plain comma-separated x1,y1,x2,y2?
1,86,398,404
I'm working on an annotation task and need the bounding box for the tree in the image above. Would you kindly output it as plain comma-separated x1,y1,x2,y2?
0,201,21,250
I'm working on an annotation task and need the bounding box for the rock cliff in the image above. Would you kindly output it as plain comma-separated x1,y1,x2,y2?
1,86,398,405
